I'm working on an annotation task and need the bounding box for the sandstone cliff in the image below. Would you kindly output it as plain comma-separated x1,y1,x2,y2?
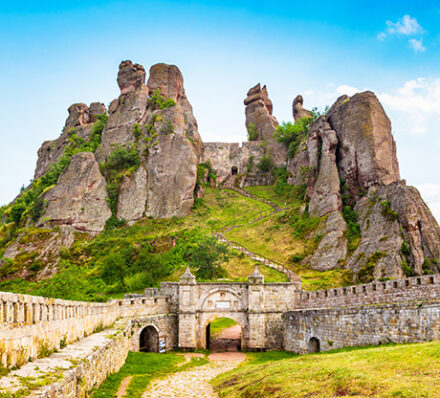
287,91,440,279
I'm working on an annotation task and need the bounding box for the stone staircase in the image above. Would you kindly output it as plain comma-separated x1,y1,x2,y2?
214,188,300,283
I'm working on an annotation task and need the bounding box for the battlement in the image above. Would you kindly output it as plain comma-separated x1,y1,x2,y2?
298,274,440,309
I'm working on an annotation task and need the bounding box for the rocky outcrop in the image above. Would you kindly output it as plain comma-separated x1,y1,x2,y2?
43,152,111,232
293,95,312,121
244,84,286,167
327,92,400,198
35,102,106,179
117,60,146,94
308,117,342,217
288,91,440,279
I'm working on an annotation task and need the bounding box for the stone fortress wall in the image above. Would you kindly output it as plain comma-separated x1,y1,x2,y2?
284,273,440,353
0,291,172,368
3,271,440,396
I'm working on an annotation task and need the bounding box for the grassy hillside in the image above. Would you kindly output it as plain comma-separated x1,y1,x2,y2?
0,184,353,301
0,188,287,301
213,342,440,398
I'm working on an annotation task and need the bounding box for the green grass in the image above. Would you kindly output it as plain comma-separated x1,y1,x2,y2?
210,318,238,337
245,185,302,208
91,351,196,398
213,341,440,398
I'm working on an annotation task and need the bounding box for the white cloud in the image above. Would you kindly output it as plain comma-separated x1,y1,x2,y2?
378,15,426,52
378,78,440,135
409,38,426,53
386,14,422,35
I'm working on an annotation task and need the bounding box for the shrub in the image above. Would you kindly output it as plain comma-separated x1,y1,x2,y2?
247,156,254,173
380,199,398,221
273,116,312,158
340,179,361,253
357,251,386,283
257,156,273,173
247,123,259,141
148,89,176,110
186,236,229,280
401,241,411,257
104,145,140,175
29,196,46,222
401,261,413,277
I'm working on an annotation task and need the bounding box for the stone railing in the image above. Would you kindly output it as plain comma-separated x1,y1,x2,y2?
298,273,440,309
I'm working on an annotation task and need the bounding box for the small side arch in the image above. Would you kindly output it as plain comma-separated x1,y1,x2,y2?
308,337,320,353
139,324,159,353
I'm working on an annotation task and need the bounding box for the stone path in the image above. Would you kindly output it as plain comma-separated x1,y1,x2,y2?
142,352,245,398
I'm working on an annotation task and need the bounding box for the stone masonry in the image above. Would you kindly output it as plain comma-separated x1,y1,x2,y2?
3,270,440,396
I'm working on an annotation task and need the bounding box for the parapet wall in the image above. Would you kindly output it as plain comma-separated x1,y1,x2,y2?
284,301,440,353
0,291,171,368
297,274,440,309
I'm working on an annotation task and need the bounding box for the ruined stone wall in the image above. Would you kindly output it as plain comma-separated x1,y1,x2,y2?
297,274,440,309
284,301,440,353
29,322,132,398
201,142,274,186
0,291,171,368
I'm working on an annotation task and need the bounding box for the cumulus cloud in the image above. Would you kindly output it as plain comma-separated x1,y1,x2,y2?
378,14,426,53
385,14,422,35
409,38,426,53
378,78,440,135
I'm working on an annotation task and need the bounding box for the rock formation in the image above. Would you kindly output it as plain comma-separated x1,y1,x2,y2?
34,60,202,227
35,102,106,179
292,95,312,121
244,84,286,167
43,152,111,232
287,90,440,279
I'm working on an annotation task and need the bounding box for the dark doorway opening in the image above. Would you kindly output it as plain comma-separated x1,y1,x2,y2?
308,337,320,353
140,326,159,353
231,166,238,175
206,318,241,352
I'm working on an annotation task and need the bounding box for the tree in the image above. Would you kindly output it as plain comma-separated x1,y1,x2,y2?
187,236,229,280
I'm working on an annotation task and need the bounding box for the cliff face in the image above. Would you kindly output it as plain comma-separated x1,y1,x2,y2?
2,62,439,285
287,91,440,279
37,60,201,229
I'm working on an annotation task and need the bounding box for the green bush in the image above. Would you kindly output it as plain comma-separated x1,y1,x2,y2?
187,236,229,280
273,116,312,158
247,123,259,141
340,179,361,253
103,145,140,176
401,241,411,257
357,251,386,283
380,199,398,221
257,156,273,173
148,89,176,110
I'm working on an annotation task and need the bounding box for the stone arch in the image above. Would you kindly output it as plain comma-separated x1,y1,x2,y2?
231,166,238,175
196,287,247,350
308,337,320,353
196,286,245,312
202,313,245,351
131,320,161,352
139,325,159,353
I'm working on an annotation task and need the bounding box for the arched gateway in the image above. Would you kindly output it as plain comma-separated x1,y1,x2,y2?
176,267,300,350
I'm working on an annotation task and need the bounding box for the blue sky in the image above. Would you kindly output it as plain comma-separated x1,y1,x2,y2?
1,0,440,218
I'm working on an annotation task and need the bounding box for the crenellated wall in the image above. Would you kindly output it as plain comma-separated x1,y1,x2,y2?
297,274,440,309
0,291,172,368
284,301,440,353
284,274,440,353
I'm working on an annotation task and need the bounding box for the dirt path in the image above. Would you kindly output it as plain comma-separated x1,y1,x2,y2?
116,375,133,398
142,352,245,398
